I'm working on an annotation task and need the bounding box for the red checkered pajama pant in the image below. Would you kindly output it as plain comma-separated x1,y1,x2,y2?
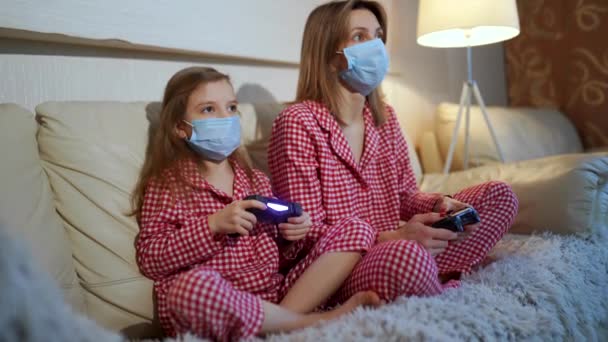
330,181,519,303
163,217,375,341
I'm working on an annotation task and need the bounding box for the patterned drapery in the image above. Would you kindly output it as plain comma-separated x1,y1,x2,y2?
505,0,608,148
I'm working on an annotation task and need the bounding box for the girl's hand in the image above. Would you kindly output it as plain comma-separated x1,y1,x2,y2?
278,212,311,241
395,213,458,256
433,196,480,243
208,200,266,236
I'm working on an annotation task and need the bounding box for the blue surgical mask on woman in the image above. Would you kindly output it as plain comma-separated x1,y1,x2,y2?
338,38,389,96
183,115,241,161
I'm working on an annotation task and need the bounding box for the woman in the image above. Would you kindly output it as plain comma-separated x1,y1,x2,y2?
268,0,518,305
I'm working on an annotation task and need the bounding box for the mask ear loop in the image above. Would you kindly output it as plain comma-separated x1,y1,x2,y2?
179,120,194,140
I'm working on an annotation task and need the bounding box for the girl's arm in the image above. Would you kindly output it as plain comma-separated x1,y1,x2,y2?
135,180,225,281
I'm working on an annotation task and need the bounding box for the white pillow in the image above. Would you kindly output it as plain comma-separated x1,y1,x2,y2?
435,102,583,170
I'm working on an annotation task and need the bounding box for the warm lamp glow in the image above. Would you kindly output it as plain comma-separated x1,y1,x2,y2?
416,0,520,172
417,0,520,48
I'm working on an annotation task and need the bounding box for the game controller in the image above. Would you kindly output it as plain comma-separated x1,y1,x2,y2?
244,195,303,224
431,206,480,233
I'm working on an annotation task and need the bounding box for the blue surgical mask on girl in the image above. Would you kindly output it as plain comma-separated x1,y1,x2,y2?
338,38,389,96
183,116,241,161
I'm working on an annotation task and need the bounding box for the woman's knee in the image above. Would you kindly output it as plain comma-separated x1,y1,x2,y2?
324,217,376,251
374,240,440,297
486,181,519,213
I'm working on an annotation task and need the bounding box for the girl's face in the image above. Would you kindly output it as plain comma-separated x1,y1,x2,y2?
177,79,239,139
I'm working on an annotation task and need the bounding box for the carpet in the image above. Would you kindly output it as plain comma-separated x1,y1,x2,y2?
1,229,606,342
164,234,608,341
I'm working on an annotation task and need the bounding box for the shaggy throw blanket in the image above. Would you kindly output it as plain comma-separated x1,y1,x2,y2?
1,230,606,342
0,229,122,342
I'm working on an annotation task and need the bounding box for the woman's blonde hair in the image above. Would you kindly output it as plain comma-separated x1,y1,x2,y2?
130,66,252,221
296,0,388,126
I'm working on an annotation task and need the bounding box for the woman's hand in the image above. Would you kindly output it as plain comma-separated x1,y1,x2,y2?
433,195,468,214
394,213,458,256
278,212,312,241
208,200,266,236
433,196,480,242
453,222,480,243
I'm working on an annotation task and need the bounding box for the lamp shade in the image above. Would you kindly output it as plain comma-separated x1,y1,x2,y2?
417,0,520,48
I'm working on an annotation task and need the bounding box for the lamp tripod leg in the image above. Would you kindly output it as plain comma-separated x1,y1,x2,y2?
463,82,472,169
471,82,505,162
443,82,469,174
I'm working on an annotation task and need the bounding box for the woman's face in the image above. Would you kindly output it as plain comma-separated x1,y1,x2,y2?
177,79,239,139
344,9,384,49
334,9,384,72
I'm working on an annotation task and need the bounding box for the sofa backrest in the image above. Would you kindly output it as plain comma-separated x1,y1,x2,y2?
35,101,161,338
0,104,85,312
435,102,584,170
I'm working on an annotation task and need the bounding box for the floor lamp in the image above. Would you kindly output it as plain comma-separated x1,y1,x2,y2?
416,0,520,173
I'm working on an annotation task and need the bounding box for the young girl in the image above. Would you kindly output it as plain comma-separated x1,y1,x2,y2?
131,66,380,341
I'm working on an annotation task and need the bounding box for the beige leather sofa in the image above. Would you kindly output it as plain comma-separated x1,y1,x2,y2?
419,102,608,173
1,101,607,339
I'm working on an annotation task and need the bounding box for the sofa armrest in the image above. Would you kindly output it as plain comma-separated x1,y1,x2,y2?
586,146,608,154
419,131,444,174
420,153,608,236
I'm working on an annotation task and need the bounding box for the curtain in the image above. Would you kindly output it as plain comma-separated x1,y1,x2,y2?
505,0,608,148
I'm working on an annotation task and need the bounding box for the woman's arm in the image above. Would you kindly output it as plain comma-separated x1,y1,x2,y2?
268,108,329,244
135,180,225,281
388,107,443,221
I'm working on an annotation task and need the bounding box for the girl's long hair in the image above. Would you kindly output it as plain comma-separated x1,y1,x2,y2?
130,66,252,221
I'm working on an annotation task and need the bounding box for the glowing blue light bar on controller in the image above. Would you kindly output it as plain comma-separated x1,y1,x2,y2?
267,203,289,212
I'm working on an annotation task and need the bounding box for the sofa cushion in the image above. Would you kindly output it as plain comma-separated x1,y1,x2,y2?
435,103,584,170
0,103,84,311
420,153,608,236
35,101,160,337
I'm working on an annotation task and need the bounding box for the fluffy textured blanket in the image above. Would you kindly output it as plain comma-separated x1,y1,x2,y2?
168,234,608,342
1,230,606,342
0,229,122,342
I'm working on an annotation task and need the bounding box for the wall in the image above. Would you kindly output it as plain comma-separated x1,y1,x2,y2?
385,0,507,145
0,0,507,149
0,37,300,108
0,0,331,64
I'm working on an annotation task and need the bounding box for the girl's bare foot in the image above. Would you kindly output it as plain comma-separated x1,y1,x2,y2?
259,291,382,335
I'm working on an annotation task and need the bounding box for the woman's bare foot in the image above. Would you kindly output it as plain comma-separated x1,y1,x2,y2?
479,254,499,267
318,291,382,321
439,271,461,284
469,254,499,273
